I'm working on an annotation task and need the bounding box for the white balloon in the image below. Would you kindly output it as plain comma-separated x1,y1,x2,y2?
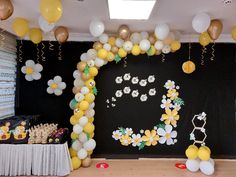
89,102,95,109
140,31,149,39
87,49,97,60
199,160,215,175
130,32,142,44
77,148,88,159
186,159,200,172
89,20,105,37
81,86,89,95
94,58,105,67
115,38,124,48
192,12,211,33
155,23,170,40
79,133,88,143
123,41,133,52
74,79,84,87
139,39,150,51
75,93,85,102
85,109,95,118
73,124,83,134
87,60,95,67
162,45,171,54
38,16,55,33
73,70,81,79
72,140,82,151
103,43,111,51
79,116,88,126
99,33,109,44
80,53,88,61
83,139,96,151
154,41,164,50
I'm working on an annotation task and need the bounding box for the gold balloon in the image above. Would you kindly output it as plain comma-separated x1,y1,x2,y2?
82,157,92,167
207,19,223,41
118,25,130,40
72,87,80,94
93,41,102,51
77,61,86,72
0,0,13,20
149,34,156,45
111,46,118,54
54,26,69,43
81,73,91,81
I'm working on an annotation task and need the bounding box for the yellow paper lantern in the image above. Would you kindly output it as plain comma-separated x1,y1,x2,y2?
12,17,29,38
29,28,43,44
71,157,81,170
131,45,141,56
40,0,63,23
83,122,95,134
79,101,89,111
97,49,108,59
182,61,196,74
171,41,181,51
118,48,127,58
89,67,98,77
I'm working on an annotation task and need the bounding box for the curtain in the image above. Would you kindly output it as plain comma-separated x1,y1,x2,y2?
0,30,16,119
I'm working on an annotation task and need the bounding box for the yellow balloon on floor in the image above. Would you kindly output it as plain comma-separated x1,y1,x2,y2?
231,26,236,41
83,122,95,134
198,146,210,161
71,157,81,170
12,17,29,38
185,146,198,159
29,28,43,44
40,0,63,23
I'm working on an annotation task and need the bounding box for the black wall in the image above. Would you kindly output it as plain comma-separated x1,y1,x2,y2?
16,41,236,159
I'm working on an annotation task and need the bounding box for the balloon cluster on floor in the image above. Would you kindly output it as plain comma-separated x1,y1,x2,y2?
69,20,182,170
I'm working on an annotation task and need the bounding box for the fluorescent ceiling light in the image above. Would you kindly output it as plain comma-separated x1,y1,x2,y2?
108,0,156,20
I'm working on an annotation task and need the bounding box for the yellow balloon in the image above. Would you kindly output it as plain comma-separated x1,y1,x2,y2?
88,117,94,123
106,51,115,62
85,79,96,89
83,122,95,134
131,45,141,56
89,67,98,77
93,42,103,51
71,132,78,140
108,37,116,46
87,150,93,156
171,41,181,51
79,100,89,111
71,157,81,170
204,146,211,154
97,49,108,59
69,148,78,157
198,146,210,161
90,132,94,138
70,115,79,125
12,17,29,38
199,32,211,47
118,48,127,58
74,110,84,118
185,146,198,159
85,93,95,103
29,28,43,44
40,0,63,23
231,26,236,41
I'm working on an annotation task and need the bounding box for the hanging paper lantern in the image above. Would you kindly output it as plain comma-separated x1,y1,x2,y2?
182,61,196,74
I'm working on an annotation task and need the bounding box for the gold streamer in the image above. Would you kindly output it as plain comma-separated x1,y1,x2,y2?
36,44,40,63
161,53,165,62
201,47,207,65
18,40,23,63
41,42,46,62
49,31,54,50
210,43,215,61
58,44,62,60
123,57,127,68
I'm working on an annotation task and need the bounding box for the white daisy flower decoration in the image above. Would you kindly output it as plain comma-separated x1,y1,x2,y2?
131,77,139,84
123,87,131,94
149,88,156,96
131,134,142,147
21,60,43,81
160,98,173,110
148,75,155,83
123,73,131,81
115,90,123,97
131,90,139,97
125,128,133,136
140,94,148,102
157,124,177,145
115,76,123,84
112,130,122,140
164,80,175,90
139,79,147,87
47,76,66,96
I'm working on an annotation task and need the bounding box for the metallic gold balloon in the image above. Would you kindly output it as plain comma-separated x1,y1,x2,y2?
72,87,80,94
149,34,156,45
118,25,130,40
0,0,13,20
207,19,223,41
77,61,86,72
111,46,118,54
54,26,69,43
81,73,91,81
93,41,103,51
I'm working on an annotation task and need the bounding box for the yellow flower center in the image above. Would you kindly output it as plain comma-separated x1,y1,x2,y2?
51,83,58,89
165,133,171,139
25,67,33,75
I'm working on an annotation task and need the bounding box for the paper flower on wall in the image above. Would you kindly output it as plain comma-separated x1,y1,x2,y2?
148,75,155,83
157,124,177,145
115,90,123,97
47,76,66,96
131,77,139,84
21,60,43,81
123,73,131,81
131,90,139,97
123,87,131,94
115,76,123,84
139,79,147,87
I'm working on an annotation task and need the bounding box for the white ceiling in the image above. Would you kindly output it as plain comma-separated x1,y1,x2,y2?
2,0,236,41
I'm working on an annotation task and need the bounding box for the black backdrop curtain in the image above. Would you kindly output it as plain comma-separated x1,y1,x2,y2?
16,41,236,159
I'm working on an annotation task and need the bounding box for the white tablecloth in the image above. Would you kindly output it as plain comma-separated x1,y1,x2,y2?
0,143,72,176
